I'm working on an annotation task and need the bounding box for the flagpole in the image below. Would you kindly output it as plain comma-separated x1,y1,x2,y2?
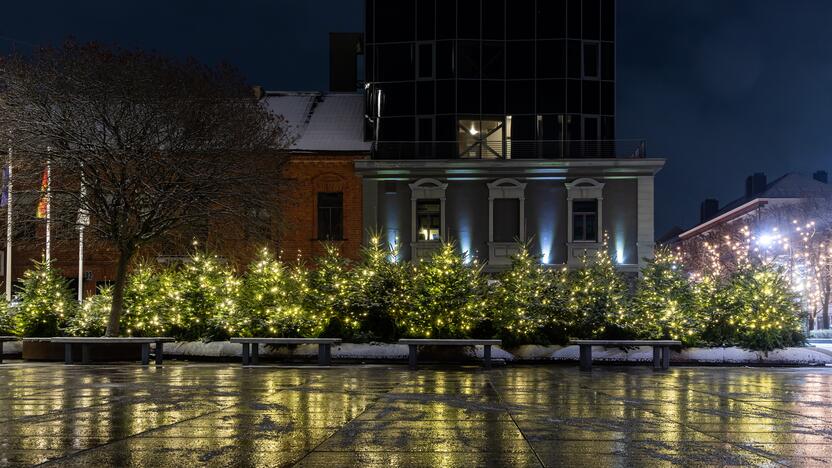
78,224,84,302
78,163,86,303
5,145,12,302
45,150,51,263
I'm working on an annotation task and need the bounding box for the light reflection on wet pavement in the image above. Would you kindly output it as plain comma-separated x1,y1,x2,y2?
1,363,831,467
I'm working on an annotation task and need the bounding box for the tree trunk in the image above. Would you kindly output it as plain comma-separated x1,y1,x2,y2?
823,284,831,330
105,246,134,337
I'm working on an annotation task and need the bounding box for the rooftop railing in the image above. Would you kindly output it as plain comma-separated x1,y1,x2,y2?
371,139,647,160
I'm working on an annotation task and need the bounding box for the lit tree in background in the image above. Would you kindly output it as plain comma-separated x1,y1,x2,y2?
405,242,485,338
235,248,321,338
65,287,112,337
720,265,804,351
165,249,240,341
14,259,76,337
681,196,832,331
122,264,170,337
306,243,352,336
489,242,571,344
345,234,411,341
0,300,14,336
568,235,628,338
627,248,700,345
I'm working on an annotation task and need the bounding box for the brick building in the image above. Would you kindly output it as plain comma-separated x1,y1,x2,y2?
0,91,369,300
264,91,370,260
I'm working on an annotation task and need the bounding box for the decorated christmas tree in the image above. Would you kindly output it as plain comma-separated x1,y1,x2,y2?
306,243,353,336
627,248,700,346
164,249,240,340
122,264,170,337
489,242,571,344
720,264,804,351
404,241,485,338
0,300,14,336
66,287,113,337
567,235,628,338
15,259,76,337
344,234,411,341
236,248,320,337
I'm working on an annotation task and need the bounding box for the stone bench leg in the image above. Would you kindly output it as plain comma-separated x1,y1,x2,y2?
64,344,73,364
155,342,164,365
81,344,92,365
652,346,662,370
241,343,250,366
408,345,418,370
483,345,492,369
317,344,331,366
579,345,592,371
662,346,671,370
251,343,259,365
141,343,150,365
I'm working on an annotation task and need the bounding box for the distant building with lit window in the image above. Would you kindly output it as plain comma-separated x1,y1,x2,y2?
355,0,664,270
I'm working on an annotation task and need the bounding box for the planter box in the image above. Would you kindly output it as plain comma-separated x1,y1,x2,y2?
22,340,142,362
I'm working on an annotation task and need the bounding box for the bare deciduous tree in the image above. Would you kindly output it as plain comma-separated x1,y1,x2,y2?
0,41,291,335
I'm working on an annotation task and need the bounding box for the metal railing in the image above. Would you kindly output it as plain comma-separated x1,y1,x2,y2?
371,139,647,160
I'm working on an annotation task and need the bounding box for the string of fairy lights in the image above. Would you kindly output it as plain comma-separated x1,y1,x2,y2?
0,230,807,350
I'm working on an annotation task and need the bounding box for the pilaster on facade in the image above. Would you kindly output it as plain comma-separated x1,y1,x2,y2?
636,175,656,269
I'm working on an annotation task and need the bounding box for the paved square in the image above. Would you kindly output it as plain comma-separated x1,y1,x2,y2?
1,363,831,466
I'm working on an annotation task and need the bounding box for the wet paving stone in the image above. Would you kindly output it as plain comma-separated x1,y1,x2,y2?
1,363,832,466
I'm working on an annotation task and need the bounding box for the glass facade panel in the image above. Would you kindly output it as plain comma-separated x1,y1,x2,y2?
366,0,615,159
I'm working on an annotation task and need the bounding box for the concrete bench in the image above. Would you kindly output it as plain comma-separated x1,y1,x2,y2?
230,338,342,366
0,336,19,364
50,337,175,365
570,340,682,371
398,339,502,369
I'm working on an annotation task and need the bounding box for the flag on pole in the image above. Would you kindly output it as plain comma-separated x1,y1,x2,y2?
36,167,48,218
0,166,8,208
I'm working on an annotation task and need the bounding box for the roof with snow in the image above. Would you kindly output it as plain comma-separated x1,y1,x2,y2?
263,91,370,153
717,172,832,214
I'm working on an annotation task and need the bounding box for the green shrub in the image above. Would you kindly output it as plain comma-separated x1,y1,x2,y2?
232,248,321,338
717,264,805,351
15,259,76,337
164,250,239,341
567,242,629,339
66,287,112,337
627,249,702,346
403,242,486,338
122,264,170,337
342,236,412,342
306,243,353,337
489,243,572,345
0,300,14,336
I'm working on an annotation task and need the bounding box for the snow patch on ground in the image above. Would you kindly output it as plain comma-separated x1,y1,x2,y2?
1,341,22,355
163,341,832,365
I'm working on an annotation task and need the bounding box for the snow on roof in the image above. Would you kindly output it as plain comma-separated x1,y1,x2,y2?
717,172,832,214
263,91,370,153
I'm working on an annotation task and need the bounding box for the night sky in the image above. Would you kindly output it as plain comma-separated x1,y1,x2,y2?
3,0,831,236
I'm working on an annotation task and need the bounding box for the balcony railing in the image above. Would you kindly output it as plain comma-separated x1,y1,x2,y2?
371,139,647,160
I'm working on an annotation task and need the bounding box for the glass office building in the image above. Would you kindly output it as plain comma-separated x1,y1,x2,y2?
365,0,616,159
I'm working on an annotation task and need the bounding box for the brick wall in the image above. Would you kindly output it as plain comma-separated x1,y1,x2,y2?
277,153,366,261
